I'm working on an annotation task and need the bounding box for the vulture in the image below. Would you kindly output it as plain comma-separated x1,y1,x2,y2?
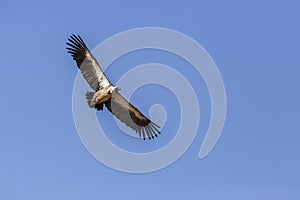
66,34,160,140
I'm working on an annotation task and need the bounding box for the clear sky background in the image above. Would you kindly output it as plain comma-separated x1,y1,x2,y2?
1,0,300,199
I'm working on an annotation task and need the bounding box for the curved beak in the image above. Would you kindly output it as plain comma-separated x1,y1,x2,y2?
113,87,121,92
115,87,121,92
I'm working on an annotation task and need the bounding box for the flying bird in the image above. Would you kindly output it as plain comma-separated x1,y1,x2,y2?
66,34,160,140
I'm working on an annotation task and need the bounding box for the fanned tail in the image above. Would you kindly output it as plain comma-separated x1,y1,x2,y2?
85,91,103,110
85,92,95,108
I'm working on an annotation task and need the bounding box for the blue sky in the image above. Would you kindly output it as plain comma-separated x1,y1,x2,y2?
1,0,300,199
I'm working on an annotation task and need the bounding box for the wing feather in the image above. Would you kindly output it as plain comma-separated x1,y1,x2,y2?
105,92,160,140
66,34,110,91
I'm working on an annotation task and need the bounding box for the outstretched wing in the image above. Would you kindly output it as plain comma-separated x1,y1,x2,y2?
105,92,161,140
66,34,110,91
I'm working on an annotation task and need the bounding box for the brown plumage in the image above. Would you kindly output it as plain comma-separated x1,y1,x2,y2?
66,34,160,139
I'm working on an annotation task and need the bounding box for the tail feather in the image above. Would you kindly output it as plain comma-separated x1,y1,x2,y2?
85,91,104,110
85,92,95,108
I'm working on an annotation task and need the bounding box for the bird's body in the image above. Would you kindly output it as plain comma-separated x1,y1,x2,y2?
94,87,113,103
87,85,117,107
66,34,160,139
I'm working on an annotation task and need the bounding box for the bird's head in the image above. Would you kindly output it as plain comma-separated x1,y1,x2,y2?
109,86,121,94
